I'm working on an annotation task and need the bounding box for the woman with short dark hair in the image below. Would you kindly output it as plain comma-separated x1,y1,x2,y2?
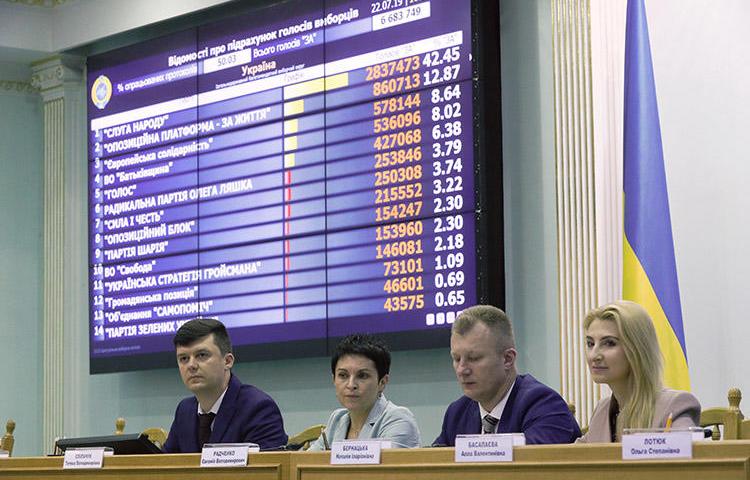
307,334,421,449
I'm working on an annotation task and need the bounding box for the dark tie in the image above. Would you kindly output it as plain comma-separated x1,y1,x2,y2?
198,412,216,447
482,414,499,434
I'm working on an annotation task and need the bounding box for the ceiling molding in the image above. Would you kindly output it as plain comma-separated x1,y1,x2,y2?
0,79,39,94
2,0,68,7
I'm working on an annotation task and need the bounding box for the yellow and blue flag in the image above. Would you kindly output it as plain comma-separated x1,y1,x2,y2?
622,0,690,390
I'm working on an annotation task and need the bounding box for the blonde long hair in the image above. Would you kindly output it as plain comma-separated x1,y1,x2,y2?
584,301,663,435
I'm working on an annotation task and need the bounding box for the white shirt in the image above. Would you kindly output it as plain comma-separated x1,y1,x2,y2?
478,379,516,433
196,386,228,430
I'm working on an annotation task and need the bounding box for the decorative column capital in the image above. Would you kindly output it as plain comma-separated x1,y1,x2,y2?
30,55,84,102
0,80,39,95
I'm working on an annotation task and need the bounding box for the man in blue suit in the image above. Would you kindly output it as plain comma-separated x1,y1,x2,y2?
434,305,580,446
163,318,287,452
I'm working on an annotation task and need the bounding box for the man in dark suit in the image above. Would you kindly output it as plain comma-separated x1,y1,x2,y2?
434,305,580,446
163,318,287,452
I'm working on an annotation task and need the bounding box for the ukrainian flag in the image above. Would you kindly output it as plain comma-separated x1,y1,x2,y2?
622,0,690,390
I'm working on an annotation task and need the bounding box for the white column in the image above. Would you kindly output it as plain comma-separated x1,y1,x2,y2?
551,0,601,426
553,0,628,425
31,55,87,454
590,0,626,307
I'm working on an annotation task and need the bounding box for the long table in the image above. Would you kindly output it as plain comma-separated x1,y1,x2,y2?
1,442,749,480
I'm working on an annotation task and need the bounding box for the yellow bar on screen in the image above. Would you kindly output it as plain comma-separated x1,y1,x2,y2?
284,136,298,151
284,153,296,168
284,99,304,116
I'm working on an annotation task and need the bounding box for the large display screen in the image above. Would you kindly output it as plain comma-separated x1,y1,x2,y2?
88,0,503,373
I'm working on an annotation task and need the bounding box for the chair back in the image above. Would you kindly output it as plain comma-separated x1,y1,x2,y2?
731,388,750,440
115,417,126,435
700,387,743,440
740,418,750,440
287,424,326,450
567,401,589,435
142,427,168,450
114,417,167,449
1,419,15,456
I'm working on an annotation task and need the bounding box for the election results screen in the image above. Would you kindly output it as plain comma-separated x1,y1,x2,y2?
87,0,503,372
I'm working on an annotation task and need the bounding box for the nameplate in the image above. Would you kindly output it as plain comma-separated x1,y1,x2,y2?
455,434,515,462
63,447,107,469
622,431,693,460
0,449,9,458
200,443,256,467
330,440,381,464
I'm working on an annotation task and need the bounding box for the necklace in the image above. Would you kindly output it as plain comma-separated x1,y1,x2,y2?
348,422,364,438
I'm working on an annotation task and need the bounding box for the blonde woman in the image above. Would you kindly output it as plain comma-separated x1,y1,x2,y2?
578,300,700,442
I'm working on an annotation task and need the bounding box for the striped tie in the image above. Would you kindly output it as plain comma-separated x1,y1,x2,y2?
482,414,499,434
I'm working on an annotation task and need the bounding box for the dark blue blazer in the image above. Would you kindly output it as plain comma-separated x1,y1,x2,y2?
163,373,287,452
434,373,581,446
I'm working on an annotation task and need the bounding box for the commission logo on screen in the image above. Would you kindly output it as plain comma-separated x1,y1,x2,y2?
91,75,112,110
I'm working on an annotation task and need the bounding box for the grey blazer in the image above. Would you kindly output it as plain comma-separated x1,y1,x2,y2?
577,389,701,443
307,395,421,450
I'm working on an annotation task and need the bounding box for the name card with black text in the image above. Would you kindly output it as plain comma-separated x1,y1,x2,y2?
200,443,258,467
330,440,382,465
63,447,111,469
622,431,693,460
455,434,519,462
